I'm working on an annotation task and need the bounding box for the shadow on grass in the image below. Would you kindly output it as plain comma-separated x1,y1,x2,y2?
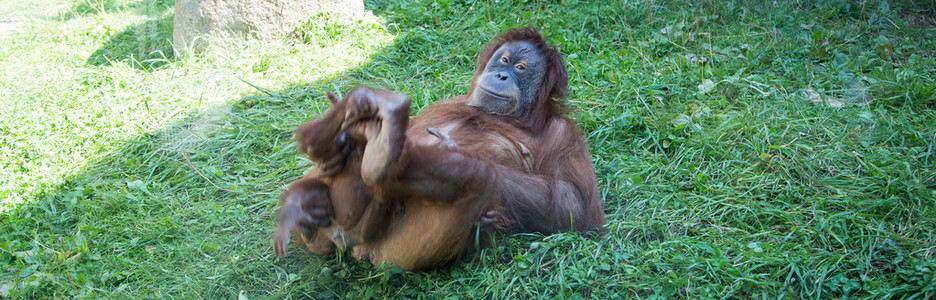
79,0,175,70
86,14,175,71
62,0,173,21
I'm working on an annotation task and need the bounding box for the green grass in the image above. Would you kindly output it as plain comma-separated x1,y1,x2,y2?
1,0,934,298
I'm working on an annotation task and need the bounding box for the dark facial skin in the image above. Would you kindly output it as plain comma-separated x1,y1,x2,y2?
469,41,546,116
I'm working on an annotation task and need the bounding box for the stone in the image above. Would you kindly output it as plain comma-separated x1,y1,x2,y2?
173,0,364,55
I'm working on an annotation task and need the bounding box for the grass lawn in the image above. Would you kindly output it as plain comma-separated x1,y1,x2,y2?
1,0,935,298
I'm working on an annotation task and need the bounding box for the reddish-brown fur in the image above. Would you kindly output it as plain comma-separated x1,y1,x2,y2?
273,28,605,270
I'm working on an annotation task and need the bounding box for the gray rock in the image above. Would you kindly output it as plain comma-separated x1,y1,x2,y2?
173,0,364,55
